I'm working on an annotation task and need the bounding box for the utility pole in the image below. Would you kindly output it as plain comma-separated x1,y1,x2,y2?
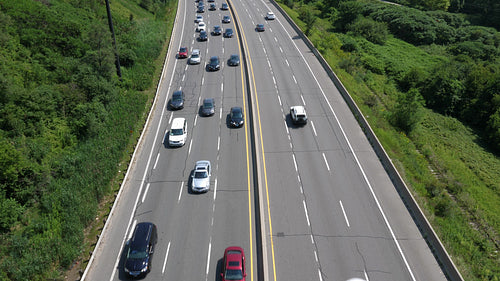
105,0,122,79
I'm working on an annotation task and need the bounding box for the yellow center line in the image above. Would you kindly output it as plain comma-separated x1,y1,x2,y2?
229,2,255,281
229,2,277,281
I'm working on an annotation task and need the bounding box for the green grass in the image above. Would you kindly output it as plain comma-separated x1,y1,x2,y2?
277,1,500,280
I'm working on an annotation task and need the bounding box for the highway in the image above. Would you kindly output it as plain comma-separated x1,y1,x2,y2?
82,0,448,280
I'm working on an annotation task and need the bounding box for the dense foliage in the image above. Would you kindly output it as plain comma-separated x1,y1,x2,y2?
0,0,171,279
333,0,500,151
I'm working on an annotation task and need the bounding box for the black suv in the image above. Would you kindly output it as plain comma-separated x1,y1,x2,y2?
124,222,158,278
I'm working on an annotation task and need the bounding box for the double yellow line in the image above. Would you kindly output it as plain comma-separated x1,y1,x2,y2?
229,1,277,281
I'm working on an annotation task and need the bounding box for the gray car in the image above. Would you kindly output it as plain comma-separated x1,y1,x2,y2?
192,160,211,192
201,98,215,116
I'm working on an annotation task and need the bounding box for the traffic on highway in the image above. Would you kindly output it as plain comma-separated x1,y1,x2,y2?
82,0,448,280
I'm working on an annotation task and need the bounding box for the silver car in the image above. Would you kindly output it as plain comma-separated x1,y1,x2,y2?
190,49,201,64
192,160,211,192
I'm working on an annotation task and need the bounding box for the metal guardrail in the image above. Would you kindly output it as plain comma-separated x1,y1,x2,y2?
268,1,464,280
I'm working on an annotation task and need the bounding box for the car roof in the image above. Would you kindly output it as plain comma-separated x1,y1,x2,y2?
224,246,244,269
130,222,154,248
203,98,214,103
195,160,210,169
171,117,185,127
292,105,306,114
173,90,183,96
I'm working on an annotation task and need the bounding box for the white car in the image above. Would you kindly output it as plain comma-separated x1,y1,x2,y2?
266,11,275,20
195,15,203,23
191,160,211,192
190,49,201,64
290,105,307,125
196,22,206,32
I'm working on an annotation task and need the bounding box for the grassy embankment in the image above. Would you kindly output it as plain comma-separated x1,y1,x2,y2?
69,0,178,279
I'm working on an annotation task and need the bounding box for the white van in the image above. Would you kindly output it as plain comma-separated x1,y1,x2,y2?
169,117,187,147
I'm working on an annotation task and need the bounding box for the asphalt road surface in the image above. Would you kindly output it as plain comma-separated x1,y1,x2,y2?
82,0,448,281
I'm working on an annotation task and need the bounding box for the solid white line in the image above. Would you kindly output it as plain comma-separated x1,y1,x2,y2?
365,270,370,281
213,178,218,200
310,234,314,244
263,47,267,54
153,153,160,169
102,0,187,279
188,139,193,155
272,76,276,85
142,183,150,203
299,183,303,194
178,181,184,202
206,239,212,275
292,154,298,172
285,59,289,67
128,220,137,240
284,120,290,135
339,200,350,227
162,241,171,274
322,153,330,171
303,200,310,226
311,121,317,136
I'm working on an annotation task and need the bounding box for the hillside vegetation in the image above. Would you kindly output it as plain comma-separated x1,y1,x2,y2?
0,0,174,279
278,0,499,279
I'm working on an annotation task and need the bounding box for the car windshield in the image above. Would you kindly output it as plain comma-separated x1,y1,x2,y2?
211,58,218,63
232,111,242,118
127,247,147,259
173,94,182,101
203,101,213,108
224,269,243,280
180,48,187,52
192,53,199,58
171,129,183,135
194,171,208,178
231,55,238,60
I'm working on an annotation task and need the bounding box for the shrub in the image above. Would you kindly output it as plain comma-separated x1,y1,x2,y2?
347,16,388,45
390,88,425,133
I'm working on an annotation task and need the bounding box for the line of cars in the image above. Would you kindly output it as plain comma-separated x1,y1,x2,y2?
125,2,250,279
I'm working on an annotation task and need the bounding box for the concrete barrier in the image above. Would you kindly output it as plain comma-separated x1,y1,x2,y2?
269,1,464,280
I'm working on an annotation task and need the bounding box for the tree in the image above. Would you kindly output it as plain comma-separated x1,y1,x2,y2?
390,88,425,133
299,5,318,36
347,16,388,45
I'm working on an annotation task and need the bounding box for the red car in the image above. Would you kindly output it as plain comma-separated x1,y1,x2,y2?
178,47,188,58
221,246,246,281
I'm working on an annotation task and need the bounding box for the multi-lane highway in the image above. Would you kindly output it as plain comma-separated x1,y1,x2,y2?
82,0,448,280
